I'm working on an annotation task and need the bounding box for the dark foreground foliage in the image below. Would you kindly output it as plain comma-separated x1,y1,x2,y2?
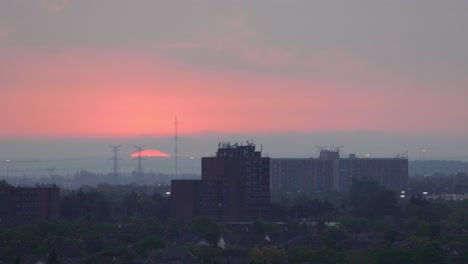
1,177,468,263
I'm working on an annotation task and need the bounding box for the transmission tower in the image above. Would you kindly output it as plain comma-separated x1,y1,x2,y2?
110,145,121,185
134,145,145,177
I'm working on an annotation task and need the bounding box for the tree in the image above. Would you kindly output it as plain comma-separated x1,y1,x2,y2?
287,247,315,263
457,250,468,264
289,247,345,264
189,216,223,244
270,202,287,221
60,196,75,221
371,249,413,264
252,220,267,236
384,230,398,248
413,243,449,264
406,199,451,222
249,246,287,264
339,216,372,233
46,248,58,264
0,179,10,187
90,192,111,221
134,236,165,257
123,191,140,217
322,227,349,242
346,178,399,219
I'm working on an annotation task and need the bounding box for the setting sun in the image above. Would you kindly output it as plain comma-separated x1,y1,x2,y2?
130,149,170,158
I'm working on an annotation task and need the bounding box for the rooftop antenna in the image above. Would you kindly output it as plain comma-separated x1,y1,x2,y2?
175,116,178,176
110,145,121,185
315,145,328,158
332,145,344,152
134,145,145,177
315,145,328,152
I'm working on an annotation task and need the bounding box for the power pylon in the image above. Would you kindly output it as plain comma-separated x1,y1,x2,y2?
110,145,122,185
134,145,145,177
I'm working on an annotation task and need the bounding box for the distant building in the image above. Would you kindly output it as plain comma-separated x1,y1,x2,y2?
171,142,270,221
425,193,468,201
0,185,60,225
271,149,408,193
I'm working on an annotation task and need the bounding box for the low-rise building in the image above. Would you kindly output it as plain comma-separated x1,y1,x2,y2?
0,185,60,225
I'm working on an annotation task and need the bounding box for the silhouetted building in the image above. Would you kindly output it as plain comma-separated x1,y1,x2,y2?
271,149,408,193
171,142,270,221
170,180,198,220
270,158,335,193
0,185,60,226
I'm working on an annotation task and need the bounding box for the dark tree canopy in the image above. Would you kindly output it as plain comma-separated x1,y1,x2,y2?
346,178,399,219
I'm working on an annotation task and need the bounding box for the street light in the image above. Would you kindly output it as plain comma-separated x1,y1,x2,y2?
5,160,10,180
422,149,426,176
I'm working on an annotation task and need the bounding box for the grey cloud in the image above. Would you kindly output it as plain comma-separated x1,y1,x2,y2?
0,0,466,81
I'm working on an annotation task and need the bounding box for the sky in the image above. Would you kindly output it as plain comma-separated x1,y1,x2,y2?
1,0,468,175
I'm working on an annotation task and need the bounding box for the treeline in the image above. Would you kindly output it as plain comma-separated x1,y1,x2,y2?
55,178,468,249
2,178,468,263
408,172,468,194
271,178,458,225
60,183,171,221
271,193,336,221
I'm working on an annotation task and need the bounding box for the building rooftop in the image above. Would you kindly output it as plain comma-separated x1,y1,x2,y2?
216,141,262,158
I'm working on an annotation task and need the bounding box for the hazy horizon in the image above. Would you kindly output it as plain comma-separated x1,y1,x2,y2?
1,131,468,178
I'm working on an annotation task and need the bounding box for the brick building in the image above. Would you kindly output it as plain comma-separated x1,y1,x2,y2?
0,185,60,225
171,142,270,221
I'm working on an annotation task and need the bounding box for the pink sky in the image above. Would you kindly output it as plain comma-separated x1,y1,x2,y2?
0,46,467,138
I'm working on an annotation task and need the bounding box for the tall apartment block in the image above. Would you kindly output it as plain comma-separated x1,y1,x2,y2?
171,142,271,221
271,149,408,193
0,185,60,226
